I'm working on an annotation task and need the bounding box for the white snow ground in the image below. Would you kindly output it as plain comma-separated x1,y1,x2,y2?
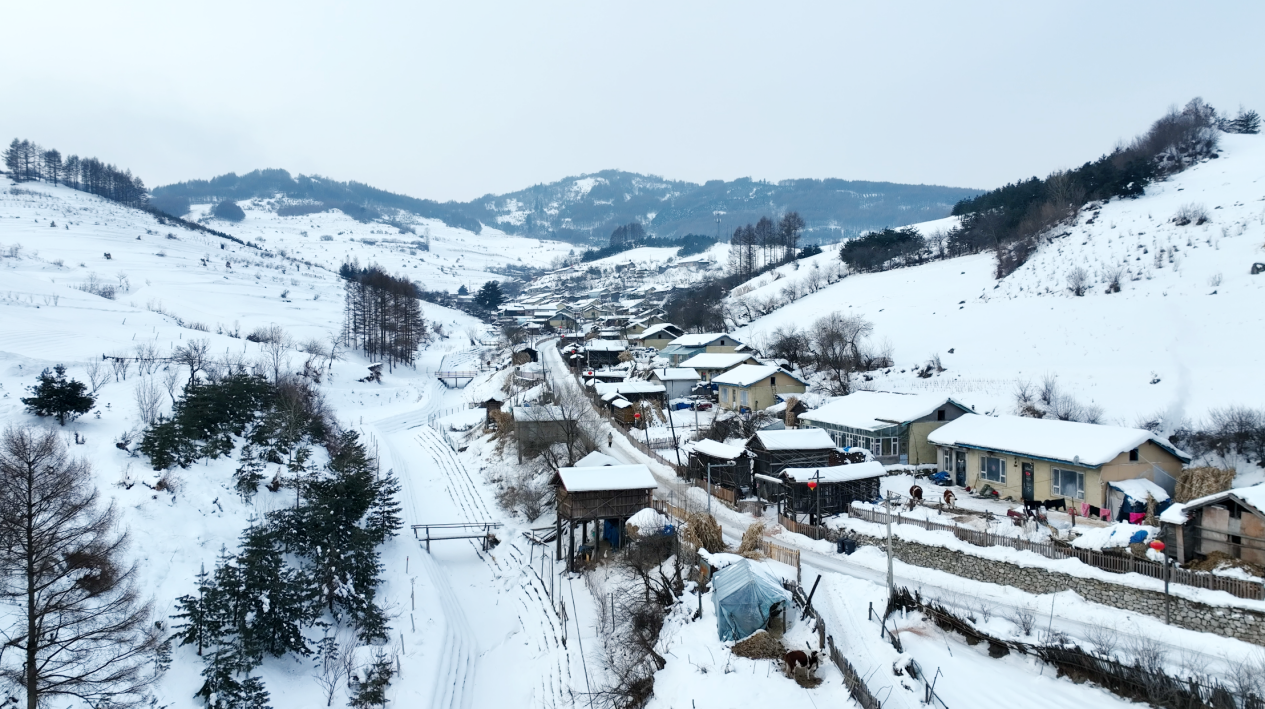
0,179,589,708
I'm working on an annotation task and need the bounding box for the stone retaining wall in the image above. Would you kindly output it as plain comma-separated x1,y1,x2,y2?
849,532,1265,646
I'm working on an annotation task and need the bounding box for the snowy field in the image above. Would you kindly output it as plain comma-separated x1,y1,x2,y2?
0,179,593,708
735,133,1265,438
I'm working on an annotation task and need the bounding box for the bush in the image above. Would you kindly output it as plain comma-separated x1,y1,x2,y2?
212,199,246,222
1173,203,1209,226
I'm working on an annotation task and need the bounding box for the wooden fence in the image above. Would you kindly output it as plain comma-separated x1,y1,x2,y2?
849,503,1265,601
778,514,831,541
692,479,738,507
651,499,801,581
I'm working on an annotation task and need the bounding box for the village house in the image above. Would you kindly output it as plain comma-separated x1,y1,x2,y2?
758,461,885,524
661,333,744,366
799,391,975,465
1161,485,1265,565
676,352,761,384
928,415,1191,507
548,310,578,330
713,364,807,412
650,367,701,399
582,339,628,367
630,323,684,350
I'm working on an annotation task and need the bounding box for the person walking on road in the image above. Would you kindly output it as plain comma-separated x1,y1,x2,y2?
608,432,613,448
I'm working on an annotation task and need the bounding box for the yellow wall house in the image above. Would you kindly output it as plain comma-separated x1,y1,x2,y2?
928,415,1191,507
713,364,808,412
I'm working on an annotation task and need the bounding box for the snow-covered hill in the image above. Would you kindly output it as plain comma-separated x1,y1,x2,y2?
735,134,1265,436
0,179,586,707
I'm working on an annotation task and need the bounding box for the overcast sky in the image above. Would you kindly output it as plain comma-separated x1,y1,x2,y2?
4,1,1262,202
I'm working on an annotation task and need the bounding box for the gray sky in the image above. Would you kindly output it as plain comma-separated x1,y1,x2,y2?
4,1,1262,202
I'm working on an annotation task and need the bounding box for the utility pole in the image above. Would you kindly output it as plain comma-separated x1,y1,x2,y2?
885,491,895,597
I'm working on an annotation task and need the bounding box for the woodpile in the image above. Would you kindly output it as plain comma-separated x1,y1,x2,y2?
731,629,785,660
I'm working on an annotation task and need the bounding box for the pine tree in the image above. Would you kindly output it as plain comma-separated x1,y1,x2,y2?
348,650,394,708
236,525,312,661
475,280,504,309
21,364,95,425
173,563,218,656
366,470,404,545
3,139,21,177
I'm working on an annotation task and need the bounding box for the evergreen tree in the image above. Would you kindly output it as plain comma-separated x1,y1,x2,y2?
21,364,95,425
2,138,19,177
236,525,313,661
173,563,218,656
366,470,404,545
456,284,469,295
348,650,394,708
475,280,504,309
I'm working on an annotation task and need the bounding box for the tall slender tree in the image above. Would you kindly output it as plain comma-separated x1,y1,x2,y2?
0,427,160,709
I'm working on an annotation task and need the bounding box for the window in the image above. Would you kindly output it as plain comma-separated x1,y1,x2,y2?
740,390,749,406
980,456,1006,483
1051,468,1084,499
937,409,946,421
1129,448,1139,462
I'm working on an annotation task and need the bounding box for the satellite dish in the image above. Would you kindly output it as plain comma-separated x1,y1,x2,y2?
1073,455,1081,465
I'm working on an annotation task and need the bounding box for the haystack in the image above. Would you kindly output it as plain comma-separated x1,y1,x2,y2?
683,512,725,553
738,522,767,559
1175,466,1236,502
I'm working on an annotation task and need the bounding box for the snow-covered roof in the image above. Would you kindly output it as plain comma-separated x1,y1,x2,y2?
575,451,621,468
712,364,805,388
667,333,740,348
584,340,628,352
752,428,836,451
927,415,1191,467
800,391,973,431
557,464,658,492
652,367,700,382
1161,484,1265,525
634,323,681,339
690,438,747,460
1108,478,1170,503
594,381,666,396
677,352,758,370
513,405,566,422
781,461,885,483
610,398,632,409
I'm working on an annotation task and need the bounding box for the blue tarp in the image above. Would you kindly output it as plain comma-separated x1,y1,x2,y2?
711,558,792,641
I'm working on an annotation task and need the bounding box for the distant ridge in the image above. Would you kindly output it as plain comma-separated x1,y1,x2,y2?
153,168,980,245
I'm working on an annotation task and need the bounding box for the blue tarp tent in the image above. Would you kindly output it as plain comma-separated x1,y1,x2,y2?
711,558,793,641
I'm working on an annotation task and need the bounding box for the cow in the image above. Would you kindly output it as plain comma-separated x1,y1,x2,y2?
783,648,821,679
1044,498,1067,512
907,485,923,511
942,490,956,508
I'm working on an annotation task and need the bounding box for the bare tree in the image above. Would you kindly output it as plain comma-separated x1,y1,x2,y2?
0,427,160,709
312,628,356,707
134,377,163,425
109,351,131,382
807,312,875,395
259,327,293,383
160,365,183,405
84,361,109,395
133,342,160,376
172,338,211,385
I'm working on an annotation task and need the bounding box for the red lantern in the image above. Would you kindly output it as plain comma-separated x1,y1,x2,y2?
634,412,641,419
1150,540,1166,552
807,480,818,490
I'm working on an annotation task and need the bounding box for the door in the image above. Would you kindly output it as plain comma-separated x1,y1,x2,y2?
954,451,967,486
1022,462,1035,501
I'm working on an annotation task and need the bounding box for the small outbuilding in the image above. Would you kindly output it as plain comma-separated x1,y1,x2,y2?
687,438,753,491
710,557,793,641
757,461,885,524
747,428,838,480
555,464,659,570
1161,485,1265,565
651,367,701,400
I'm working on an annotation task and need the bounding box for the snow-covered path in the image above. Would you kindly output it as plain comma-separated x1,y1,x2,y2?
370,349,585,709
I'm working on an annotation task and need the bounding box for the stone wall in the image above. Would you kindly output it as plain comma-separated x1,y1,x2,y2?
849,532,1265,646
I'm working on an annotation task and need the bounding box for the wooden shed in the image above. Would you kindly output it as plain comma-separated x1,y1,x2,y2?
555,464,658,569
756,462,884,525
687,438,753,491
1161,486,1265,565
747,429,838,480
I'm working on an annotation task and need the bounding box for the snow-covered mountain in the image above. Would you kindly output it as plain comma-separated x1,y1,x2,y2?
152,168,980,246
731,133,1265,455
